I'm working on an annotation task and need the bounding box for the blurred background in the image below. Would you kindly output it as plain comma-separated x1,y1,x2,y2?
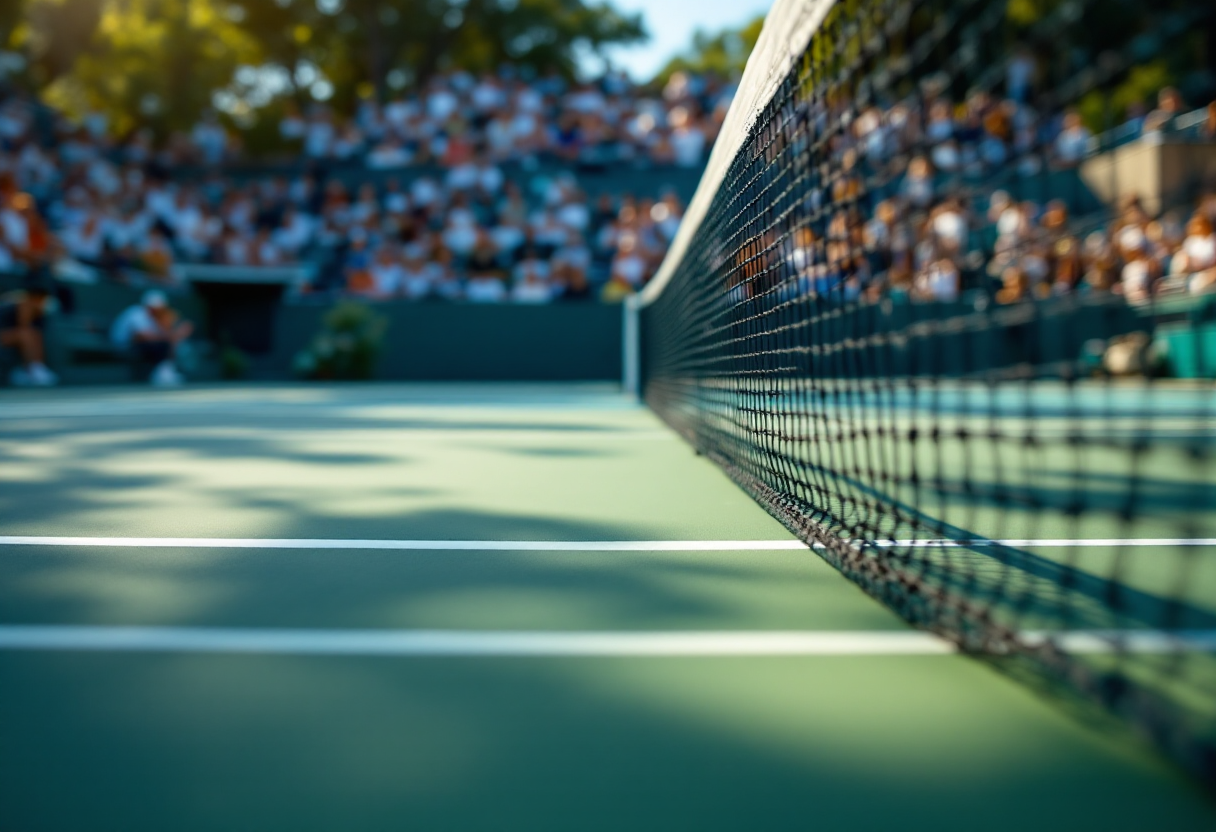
0,0,1214,386
0,0,768,385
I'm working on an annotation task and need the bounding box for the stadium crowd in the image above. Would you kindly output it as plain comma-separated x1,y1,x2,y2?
281,70,725,170
0,69,722,302
3,46,1216,387
777,77,1216,306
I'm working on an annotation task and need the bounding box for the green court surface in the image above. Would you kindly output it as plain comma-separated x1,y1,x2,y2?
1,383,1213,831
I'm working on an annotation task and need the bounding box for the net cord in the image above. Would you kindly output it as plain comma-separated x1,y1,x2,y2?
639,0,839,307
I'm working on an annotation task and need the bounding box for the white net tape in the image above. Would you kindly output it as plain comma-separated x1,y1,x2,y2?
640,0,838,305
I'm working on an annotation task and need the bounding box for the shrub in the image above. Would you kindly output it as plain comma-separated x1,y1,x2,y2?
293,302,387,381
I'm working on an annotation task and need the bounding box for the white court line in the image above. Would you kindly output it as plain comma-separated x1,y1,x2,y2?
0,626,1212,657
0,537,808,552
1,536,1213,551
1023,631,1216,654
872,539,1216,549
0,626,955,656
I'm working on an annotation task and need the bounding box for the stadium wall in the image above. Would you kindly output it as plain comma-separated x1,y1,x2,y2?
271,302,623,382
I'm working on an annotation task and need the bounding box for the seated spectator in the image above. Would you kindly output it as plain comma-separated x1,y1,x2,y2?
1053,110,1091,167
367,139,411,169
512,248,553,303
0,272,58,386
1120,251,1157,304
273,208,314,257
606,233,648,295
139,228,176,280
1143,87,1187,134
465,231,507,303
251,227,285,266
1172,214,1216,294
1,189,55,267
914,258,961,302
367,245,406,298
109,290,194,386
669,107,706,168
996,266,1031,304
902,156,935,209
555,262,592,301
400,245,441,299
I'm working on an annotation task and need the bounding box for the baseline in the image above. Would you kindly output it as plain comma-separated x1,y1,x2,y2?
1,536,1212,551
1,626,1214,657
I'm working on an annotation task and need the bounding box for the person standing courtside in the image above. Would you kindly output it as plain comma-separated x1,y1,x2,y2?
0,271,58,387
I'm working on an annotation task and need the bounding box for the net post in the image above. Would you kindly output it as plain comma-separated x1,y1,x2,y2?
622,293,641,398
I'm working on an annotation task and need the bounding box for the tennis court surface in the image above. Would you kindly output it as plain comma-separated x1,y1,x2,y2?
1,382,1214,831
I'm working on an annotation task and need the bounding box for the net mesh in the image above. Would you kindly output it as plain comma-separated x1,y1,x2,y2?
640,0,1216,786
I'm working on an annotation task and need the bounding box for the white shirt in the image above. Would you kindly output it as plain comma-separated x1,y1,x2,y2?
671,127,706,168
273,214,315,254
477,165,504,194
490,224,525,253
0,208,29,250
304,120,334,157
411,178,442,208
916,263,960,301
932,211,968,249
427,89,459,122
63,220,108,259
1055,126,1091,164
612,254,647,286
472,82,506,113
1182,234,1216,271
442,224,478,256
367,143,411,169
401,264,440,299
110,305,160,348
466,278,507,303
445,163,479,191
369,261,405,295
280,116,306,140
1122,260,1152,301
512,281,554,304
556,202,590,231
108,213,151,250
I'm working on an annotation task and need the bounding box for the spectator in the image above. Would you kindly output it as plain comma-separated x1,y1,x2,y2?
1203,101,1216,142
669,107,707,168
1054,110,1091,167
367,244,406,298
1173,214,1216,293
109,289,194,386
465,231,507,302
1006,47,1036,104
0,272,57,386
1144,87,1187,135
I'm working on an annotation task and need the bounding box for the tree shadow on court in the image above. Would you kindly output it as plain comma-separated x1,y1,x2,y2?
3,635,1214,832
4,391,1214,831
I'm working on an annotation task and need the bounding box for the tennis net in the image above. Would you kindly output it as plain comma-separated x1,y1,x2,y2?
636,0,1216,786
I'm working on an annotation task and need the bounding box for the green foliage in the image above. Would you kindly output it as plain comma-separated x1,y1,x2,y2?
293,302,387,381
34,0,260,137
12,0,646,139
653,14,763,85
1078,62,1175,133
219,343,250,380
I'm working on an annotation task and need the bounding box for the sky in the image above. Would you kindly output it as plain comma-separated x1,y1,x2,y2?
598,0,775,81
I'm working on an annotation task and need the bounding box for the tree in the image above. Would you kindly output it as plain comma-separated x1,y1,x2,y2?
28,0,258,136
653,14,764,85
226,0,646,109
7,0,106,90
9,0,647,139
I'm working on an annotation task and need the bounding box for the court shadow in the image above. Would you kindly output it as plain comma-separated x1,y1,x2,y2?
2,645,1212,832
